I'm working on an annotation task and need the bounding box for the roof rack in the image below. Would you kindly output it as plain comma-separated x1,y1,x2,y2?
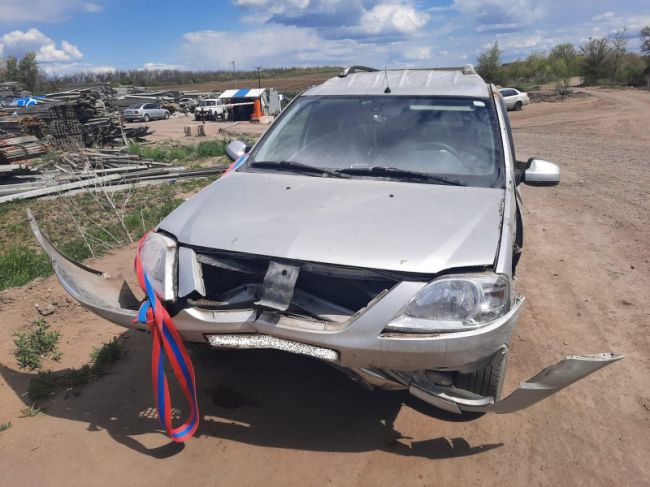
338,66,379,78
463,64,476,75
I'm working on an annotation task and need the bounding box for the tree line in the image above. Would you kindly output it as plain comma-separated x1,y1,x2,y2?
0,59,339,94
477,27,650,90
2,26,650,94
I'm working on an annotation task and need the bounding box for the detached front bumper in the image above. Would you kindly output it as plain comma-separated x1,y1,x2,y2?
29,211,623,414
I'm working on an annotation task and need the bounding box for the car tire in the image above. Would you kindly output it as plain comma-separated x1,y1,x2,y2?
454,345,508,400
514,101,523,111
143,114,150,122
164,111,170,119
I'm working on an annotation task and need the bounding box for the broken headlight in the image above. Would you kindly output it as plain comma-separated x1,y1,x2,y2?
139,232,177,301
386,273,510,333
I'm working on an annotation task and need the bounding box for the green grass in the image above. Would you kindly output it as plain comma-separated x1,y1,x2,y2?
28,371,58,401
0,177,210,292
19,404,44,418
0,422,12,432
28,338,126,401
13,319,61,371
0,246,52,290
128,140,227,163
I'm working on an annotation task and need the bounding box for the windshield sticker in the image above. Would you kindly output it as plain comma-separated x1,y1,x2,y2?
473,100,486,107
410,104,473,111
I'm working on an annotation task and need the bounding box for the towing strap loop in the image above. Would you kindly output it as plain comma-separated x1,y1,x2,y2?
134,233,200,442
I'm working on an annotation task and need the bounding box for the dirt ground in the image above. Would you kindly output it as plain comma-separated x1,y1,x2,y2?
131,115,269,144
0,88,648,486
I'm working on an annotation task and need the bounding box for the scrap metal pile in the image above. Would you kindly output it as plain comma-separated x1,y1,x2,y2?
0,82,229,203
0,148,228,203
0,85,153,149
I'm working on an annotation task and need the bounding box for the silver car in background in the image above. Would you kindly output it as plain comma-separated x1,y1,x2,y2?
31,66,621,416
499,88,530,111
122,103,170,122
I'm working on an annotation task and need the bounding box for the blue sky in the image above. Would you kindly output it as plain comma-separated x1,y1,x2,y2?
0,0,648,75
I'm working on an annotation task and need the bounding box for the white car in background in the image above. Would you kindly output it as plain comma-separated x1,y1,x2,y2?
499,88,530,111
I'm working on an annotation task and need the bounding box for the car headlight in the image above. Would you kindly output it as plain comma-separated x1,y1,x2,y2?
386,273,511,333
139,232,177,301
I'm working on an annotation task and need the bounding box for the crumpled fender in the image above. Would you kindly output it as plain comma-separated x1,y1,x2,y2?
27,209,142,330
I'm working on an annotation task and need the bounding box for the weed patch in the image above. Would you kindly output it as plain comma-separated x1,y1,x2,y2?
0,246,52,289
0,422,12,432
128,140,227,162
27,338,126,401
19,404,44,418
13,319,61,371
0,177,203,291
28,371,58,401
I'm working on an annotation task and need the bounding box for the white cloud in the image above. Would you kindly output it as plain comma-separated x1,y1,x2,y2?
182,24,426,69
142,62,187,71
360,3,430,35
233,0,310,14
0,0,104,22
402,45,431,60
0,28,84,63
40,63,116,76
83,2,104,13
454,0,545,32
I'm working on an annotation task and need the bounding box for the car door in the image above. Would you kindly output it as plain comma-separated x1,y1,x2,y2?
502,90,516,108
151,104,164,119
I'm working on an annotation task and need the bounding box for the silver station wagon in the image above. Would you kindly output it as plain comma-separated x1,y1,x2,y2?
32,66,621,415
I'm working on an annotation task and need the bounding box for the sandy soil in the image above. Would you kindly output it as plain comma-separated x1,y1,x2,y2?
131,116,269,144
0,88,648,487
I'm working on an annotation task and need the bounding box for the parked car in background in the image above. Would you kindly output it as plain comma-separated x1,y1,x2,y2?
123,103,170,122
194,99,228,120
179,97,198,112
499,88,530,111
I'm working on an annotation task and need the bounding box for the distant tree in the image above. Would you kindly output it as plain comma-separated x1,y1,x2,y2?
579,37,611,84
17,52,41,92
641,26,650,54
549,43,579,76
477,41,503,84
609,29,629,84
5,56,20,82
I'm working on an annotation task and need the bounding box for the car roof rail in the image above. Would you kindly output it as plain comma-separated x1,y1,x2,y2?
338,66,379,77
463,64,476,75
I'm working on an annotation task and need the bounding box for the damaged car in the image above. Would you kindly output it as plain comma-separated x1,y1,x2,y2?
30,65,622,415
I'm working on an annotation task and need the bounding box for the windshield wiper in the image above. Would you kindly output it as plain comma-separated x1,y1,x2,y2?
335,166,466,186
249,161,349,178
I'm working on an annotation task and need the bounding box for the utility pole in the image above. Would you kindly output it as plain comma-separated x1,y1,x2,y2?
230,60,236,88
255,66,262,89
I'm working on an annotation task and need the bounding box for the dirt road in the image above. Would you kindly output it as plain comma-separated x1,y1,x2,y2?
1,88,648,486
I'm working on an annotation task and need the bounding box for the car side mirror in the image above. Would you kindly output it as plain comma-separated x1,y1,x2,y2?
517,158,560,186
226,140,248,161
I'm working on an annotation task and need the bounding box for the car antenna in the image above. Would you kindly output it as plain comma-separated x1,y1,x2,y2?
383,65,392,94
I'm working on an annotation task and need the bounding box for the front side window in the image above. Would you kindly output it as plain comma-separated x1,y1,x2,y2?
245,95,505,188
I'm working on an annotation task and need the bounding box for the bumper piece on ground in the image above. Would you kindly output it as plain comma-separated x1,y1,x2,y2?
27,210,141,329
401,352,624,414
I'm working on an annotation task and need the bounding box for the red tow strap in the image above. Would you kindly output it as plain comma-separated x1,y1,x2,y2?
133,234,200,442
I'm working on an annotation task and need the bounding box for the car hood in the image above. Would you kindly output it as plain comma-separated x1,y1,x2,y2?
158,171,505,274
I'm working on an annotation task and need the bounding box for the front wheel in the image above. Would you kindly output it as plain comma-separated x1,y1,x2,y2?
143,114,150,122
454,345,508,401
514,101,523,111
164,111,170,119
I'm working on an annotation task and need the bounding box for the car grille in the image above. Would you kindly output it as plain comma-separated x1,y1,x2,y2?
191,249,400,320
